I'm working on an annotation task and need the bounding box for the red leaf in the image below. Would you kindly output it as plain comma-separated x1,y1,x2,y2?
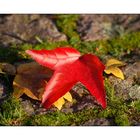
26,47,106,109
26,47,80,70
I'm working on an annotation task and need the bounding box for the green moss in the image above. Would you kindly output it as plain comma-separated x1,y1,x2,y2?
115,112,130,126
96,32,140,58
0,97,27,126
133,100,140,112
97,79,130,126
24,109,99,126
55,15,81,47
75,41,99,55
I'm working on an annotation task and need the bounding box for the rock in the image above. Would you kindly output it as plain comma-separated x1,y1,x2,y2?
109,76,133,99
93,118,111,126
0,63,16,75
71,94,99,112
69,83,100,112
108,61,140,100
83,119,96,126
83,118,111,126
129,85,140,100
21,100,35,116
0,15,67,46
123,62,140,79
0,80,7,101
132,120,140,126
24,98,57,115
77,14,140,41
60,99,73,113
0,82,5,99
77,15,113,41
72,82,90,95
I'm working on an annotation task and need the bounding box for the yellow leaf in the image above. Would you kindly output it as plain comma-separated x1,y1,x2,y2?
53,92,72,110
53,97,65,110
104,66,124,80
104,58,125,80
106,59,125,67
23,88,39,100
13,81,39,100
12,85,24,98
63,92,72,102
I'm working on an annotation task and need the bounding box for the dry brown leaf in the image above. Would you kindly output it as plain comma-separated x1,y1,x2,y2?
13,62,73,110
13,62,53,100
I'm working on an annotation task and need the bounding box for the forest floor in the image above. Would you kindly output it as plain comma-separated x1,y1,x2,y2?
0,14,140,126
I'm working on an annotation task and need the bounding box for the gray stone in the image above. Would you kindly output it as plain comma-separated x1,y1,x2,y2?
69,83,100,112
83,118,111,126
21,100,35,116
0,15,67,45
0,63,16,75
77,15,140,41
123,62,140,79
129,85,140,100
108,61,140,100
0,81,7,101
0,82,5,99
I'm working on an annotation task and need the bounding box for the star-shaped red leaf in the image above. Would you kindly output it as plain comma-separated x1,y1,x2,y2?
26,47,106,109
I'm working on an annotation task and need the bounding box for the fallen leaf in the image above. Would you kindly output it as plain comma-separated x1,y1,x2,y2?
26,47,106,109
53,97,65,110
104,58,125,80
13,62,73,110
53,92,72,110
13,80,39,100
63,91,72,102
104,67,124,80
13,62,53,100
105,59,125,67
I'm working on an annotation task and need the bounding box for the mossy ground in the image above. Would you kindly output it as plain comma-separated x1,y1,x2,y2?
0,15,140,126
